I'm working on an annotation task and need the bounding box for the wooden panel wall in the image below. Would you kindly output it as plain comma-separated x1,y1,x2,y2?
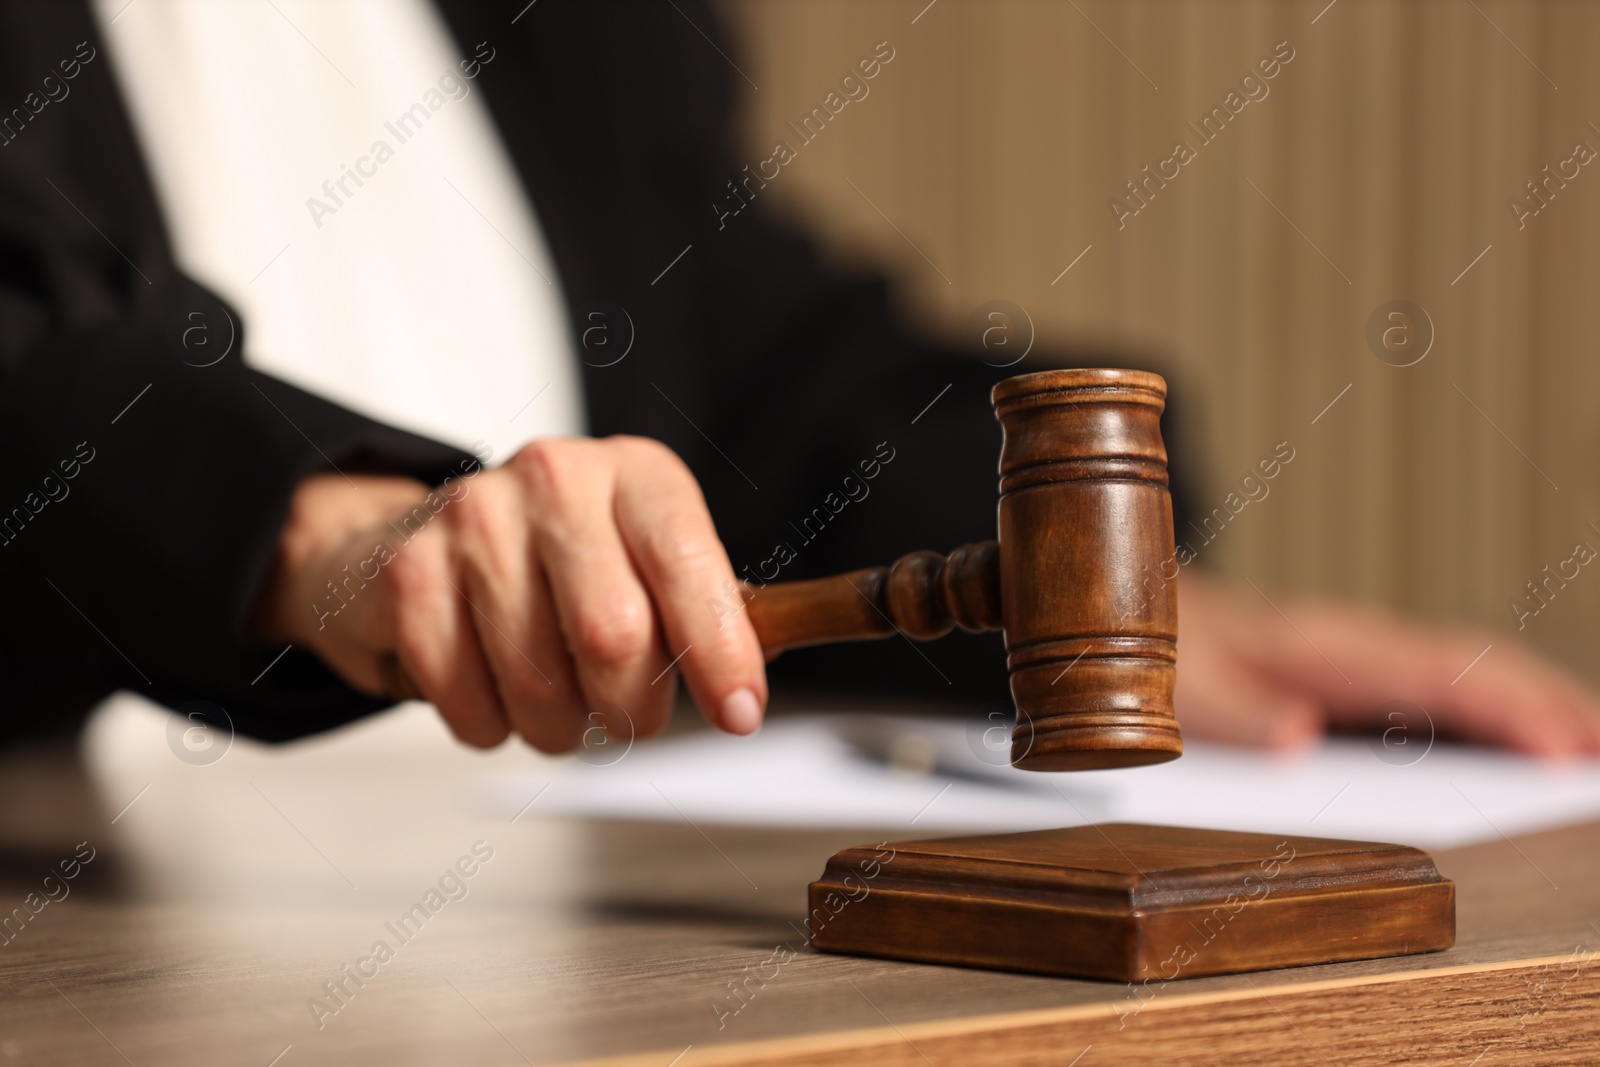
719,0,1600,680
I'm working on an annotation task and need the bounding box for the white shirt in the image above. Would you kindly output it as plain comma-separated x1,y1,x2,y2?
92,0,585,461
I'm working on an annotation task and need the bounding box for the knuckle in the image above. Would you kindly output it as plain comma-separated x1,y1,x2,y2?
608,433,667,457
512,440,613,539
611,434,685,473
391,490,453,545
570,598,654,668
509,438,573,495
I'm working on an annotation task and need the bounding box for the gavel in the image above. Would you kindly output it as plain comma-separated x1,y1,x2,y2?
745,367,1180,772
380,368,1179,771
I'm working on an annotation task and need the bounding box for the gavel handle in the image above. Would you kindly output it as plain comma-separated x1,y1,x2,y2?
745,541,1002,655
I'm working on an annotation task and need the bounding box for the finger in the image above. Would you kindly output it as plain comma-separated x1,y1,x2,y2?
1501,648,1600,755
612,438,767,735
1182,573,1600,758
1275,606,1590,756
456,508,587,753
523,442,675,739
1564,675,1600,752
1286,611,1597,758
388,527,511,748
1174,637,1324,750
1432,644,1599,758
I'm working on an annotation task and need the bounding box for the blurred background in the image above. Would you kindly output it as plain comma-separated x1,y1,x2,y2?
718,0,1600,683
12,8,1600,1058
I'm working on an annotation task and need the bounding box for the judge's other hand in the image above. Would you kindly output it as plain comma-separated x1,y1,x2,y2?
1176,567,1600,758
253,437,767,751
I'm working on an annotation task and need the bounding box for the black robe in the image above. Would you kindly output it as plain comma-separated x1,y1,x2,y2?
0,0,1189,745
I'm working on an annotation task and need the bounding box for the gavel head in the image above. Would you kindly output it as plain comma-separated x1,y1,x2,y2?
993,368,1181,772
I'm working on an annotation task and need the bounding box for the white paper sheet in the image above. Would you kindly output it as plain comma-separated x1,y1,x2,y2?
480,713,1600,850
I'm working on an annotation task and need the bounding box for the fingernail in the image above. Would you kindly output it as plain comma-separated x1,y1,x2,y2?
721,688,763,735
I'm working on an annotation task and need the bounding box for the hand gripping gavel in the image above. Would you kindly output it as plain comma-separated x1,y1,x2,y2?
379,368,1179,771
745,368,1181,772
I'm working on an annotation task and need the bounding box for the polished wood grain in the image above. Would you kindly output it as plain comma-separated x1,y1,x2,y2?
743,541,1000,653
6,728,1597,1067
3,773,1595,1067
582,955,1600,1067
992,369,1179,772
808,823,1455,980
746,368,1181,772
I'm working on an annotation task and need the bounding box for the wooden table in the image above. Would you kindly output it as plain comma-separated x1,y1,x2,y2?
2,727,1597,1066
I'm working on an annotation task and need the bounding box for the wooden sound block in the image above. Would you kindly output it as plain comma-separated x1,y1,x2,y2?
808,823,1454,981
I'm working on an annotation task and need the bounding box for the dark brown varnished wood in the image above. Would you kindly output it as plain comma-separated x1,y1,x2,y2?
746,368,1180,772
768,375,1458,982
807,823,1457,982
741,542,1001,653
